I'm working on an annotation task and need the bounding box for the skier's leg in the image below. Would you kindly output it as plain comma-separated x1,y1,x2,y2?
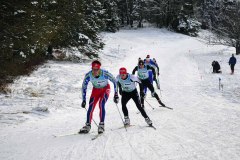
80,88,100,133
121,92,131,125
121,92,131,117
132,90,148,118
148,71,153,84
86,88,101,124
155,76,160,89
144,86,147,94
140,80,148,108
146,80,165,106
98,85,110,123
97,85,110,134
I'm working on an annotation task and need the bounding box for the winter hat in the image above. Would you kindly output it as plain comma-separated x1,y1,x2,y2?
138,60,144,65
146,58,150,62
92,60,101,69
119,67,127,74
146,55,150,58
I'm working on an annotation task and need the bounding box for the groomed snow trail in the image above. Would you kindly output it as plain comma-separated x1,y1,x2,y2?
0,28,240,160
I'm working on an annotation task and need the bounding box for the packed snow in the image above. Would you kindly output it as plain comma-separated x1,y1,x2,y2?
0,28,240,160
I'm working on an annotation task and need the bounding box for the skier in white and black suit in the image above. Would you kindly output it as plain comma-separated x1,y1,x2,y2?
132,60,165,108
116,67,152,126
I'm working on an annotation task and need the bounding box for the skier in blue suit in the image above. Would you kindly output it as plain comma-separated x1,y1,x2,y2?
144,55,160,92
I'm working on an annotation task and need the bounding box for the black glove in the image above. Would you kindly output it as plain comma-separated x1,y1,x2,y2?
140,91,145,98
113,93,119,104
81,100,86,108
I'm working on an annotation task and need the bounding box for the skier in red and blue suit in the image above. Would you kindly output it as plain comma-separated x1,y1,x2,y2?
79,60,119,134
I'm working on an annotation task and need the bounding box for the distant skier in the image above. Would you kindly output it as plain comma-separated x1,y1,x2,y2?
144,55,160,90
79,60,119,134
132,60,165,108
229,54,237,74
211,61,221,73
116,67,153,126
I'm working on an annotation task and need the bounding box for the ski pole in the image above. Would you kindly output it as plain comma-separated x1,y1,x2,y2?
115,103,127,132
144,99,155,110
157,76,162,97
84,108,98,127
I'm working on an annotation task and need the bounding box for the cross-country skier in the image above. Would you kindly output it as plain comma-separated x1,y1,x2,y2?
132,60,165,108
144,56,160,89
79,60,119,134
116,67,153,126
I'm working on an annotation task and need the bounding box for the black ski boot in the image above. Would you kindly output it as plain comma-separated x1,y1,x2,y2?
145,117,152,126
158,100,165,107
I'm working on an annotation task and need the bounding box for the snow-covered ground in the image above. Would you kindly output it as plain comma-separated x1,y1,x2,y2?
0,28,240,160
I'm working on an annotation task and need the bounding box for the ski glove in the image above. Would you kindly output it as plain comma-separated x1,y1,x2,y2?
113,93,119,104
81,100,86,108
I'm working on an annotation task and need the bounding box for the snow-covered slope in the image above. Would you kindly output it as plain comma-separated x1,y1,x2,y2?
0,28,240,160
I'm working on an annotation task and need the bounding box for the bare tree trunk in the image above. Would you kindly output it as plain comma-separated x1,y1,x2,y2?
236,41,240,55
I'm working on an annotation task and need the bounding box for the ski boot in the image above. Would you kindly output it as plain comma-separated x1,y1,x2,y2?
124,116,130,126
145,117,152,126
79,123,91,134
158,100,165,107
98,122,104,134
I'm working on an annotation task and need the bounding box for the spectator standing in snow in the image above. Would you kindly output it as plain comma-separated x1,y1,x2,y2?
79,60,119,134
229,54,237,74
116,67,153,126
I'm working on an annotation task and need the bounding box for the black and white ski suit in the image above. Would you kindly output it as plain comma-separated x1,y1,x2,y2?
132,65,162,106
116,74,149,118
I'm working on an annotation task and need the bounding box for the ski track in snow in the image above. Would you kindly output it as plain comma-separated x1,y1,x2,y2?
1,28,240,160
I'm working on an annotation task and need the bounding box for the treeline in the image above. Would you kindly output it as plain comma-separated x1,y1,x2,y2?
0,0,119,86
1,0,240,88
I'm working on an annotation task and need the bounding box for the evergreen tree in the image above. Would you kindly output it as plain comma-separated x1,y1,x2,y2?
102,0,120,32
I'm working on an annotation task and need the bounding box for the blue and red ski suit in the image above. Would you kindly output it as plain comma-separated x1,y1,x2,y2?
82,69,117,124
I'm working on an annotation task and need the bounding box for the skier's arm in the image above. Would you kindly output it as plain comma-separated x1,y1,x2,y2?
151,61,159,75
148,65,156,78
155,64,159,75
118,82,122,95
116,75,122,95
130,75,143,93
132,66,138,75
82,73,91,101
105,71,118,93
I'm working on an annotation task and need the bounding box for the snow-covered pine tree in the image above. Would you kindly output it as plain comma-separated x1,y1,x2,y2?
101,0,120,32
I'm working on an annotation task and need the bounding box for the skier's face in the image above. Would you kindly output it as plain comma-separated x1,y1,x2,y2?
92,67,100,76
120,74,127,80
139,63,144,69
